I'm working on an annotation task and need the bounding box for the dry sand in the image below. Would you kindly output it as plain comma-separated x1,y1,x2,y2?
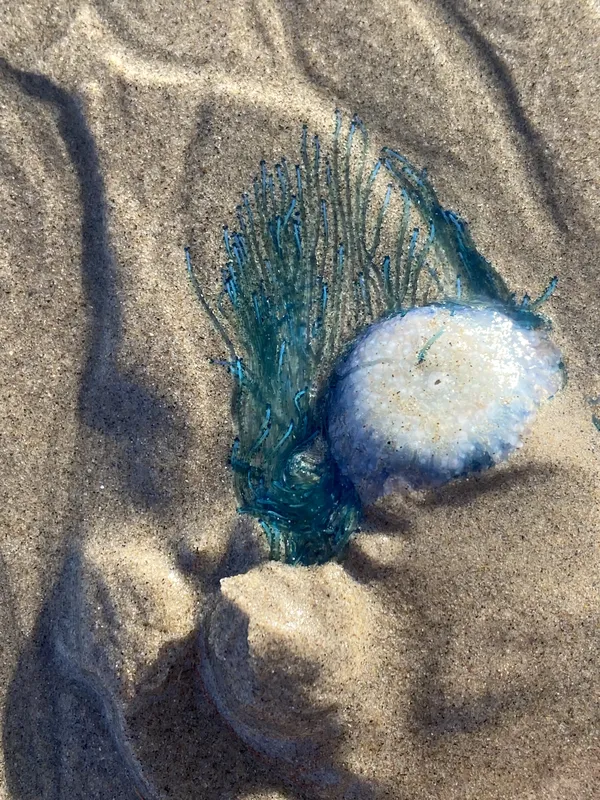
0,1,599,798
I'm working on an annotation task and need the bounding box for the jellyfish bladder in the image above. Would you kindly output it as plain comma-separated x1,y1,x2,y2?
327,303,563,503
187,112,564,566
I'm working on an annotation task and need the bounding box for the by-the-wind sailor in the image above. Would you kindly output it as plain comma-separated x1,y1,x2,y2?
187,112,564,565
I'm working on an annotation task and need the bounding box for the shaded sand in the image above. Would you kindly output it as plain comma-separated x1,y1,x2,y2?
0,1,599,797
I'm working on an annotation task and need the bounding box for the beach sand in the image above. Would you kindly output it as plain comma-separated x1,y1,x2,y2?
0,1,599,797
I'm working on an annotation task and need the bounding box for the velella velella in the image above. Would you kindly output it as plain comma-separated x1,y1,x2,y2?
187,111,564,566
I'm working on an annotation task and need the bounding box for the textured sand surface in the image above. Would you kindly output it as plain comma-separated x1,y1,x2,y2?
1,1,599,798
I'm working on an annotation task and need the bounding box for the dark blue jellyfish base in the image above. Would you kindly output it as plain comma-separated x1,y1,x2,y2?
187,112,563,566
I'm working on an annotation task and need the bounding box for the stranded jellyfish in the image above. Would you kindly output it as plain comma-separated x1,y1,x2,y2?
186,112,564,566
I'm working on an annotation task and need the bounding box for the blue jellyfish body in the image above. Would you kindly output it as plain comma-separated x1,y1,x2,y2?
327,302,563,502
187,113,563,565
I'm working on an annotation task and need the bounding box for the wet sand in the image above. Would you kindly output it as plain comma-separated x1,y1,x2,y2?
0,1,599,798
